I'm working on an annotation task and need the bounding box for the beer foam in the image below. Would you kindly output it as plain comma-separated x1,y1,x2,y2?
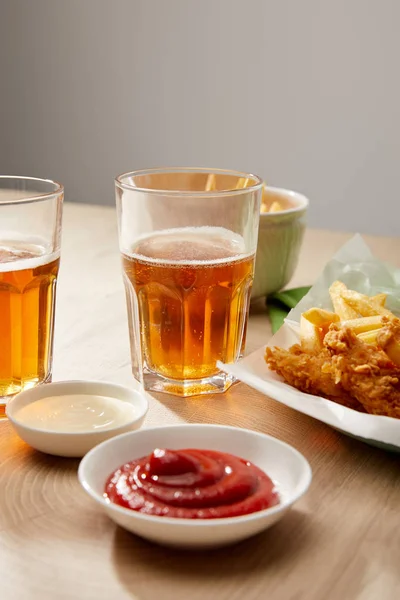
127,226,250,266
0,242,59,273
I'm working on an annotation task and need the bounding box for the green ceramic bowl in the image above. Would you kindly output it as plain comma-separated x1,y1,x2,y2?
252,187,309,300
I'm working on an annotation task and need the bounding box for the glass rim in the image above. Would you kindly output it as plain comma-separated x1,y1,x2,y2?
0,176,64,205
115,167,264,197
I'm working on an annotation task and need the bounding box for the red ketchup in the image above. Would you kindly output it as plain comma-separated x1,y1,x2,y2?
105,448,279,519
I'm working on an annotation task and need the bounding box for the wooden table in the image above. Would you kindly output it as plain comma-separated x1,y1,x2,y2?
1,203,399,600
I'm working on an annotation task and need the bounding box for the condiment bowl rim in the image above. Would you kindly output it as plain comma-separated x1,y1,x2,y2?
6,379,149,436
78,424,312,526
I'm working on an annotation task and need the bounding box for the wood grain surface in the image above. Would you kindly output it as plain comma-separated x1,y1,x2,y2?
0,203,399,600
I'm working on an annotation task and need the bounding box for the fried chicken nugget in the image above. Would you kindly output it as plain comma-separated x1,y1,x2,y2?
265,345,363,411
377,316,400,366
324,324,400,419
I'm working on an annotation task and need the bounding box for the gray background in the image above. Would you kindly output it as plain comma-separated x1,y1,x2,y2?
1,0,399,235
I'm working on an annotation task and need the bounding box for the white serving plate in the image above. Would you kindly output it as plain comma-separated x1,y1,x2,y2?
78,424,312,549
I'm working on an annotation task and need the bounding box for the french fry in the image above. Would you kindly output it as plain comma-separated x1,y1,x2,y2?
358,330,382,344
260,186,285,213
341,316,383,334
235,177,250,189
300,308,340,352
262,186,269,202
303,308,340,326
376,323,400,366
340,289,394,318
300,315,323,352
382,340,400,366
260,198,284,213
205,173,217,191
371,293,387,307
269,201,283,212
329,281,359,320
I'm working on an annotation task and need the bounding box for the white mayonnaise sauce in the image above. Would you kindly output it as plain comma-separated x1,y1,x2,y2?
15,394,137,433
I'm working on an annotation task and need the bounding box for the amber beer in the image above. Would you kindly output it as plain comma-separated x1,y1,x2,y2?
0,244,59,400
122,227,254,382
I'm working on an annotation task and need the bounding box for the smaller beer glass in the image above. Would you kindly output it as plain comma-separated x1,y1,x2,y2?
116,168,262,397
0,177,63,416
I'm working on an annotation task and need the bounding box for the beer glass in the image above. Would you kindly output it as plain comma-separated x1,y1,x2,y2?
0,176,63,415
116,168,262,397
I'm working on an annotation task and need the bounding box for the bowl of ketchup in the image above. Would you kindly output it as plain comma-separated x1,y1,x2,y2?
78,424,312,549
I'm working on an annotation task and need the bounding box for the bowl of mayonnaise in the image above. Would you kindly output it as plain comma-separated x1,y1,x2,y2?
6,380,149,457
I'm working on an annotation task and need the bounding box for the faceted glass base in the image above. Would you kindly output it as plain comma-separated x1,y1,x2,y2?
141,368,237,397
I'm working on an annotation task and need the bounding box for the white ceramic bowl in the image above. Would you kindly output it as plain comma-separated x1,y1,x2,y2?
78,424,312,549
251,186,309,300
6,380,149,457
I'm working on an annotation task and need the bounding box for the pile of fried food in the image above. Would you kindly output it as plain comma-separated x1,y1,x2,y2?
206,176,285,213
260,186,284,213
265,281,400,419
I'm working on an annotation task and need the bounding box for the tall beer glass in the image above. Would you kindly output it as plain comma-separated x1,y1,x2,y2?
116,168,262,397
0,177,63,415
